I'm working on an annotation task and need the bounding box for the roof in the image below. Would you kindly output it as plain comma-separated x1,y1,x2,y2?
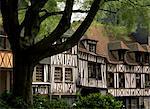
142,44,150,53
78,25,150,65
108,41,129,51
81,26,109,57
127,43,146,52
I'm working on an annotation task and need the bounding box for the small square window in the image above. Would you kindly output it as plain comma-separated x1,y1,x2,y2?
89,43,96,53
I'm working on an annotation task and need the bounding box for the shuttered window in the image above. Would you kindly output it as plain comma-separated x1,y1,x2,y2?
54,67,62,82
36,64,44,82
65,68,73,82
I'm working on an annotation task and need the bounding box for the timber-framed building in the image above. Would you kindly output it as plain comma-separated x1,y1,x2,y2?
0,28,150,109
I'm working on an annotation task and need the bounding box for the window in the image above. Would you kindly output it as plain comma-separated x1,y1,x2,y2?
144,53,150,63
88,62,96,78
65,68,73,82
96,64,102,80
118,50,125,61
119,73,125,88
135,52,142,62
107,72,114,88
0,35,10,49
89,43,96,53
54,67,62,82
136,74,141,88
145,74,150,88
36,64,44,82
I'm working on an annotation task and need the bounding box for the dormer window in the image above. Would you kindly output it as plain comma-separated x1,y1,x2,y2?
135,52,142,62
144,53,150,63
89,43,96,53
118,50,125,61
87,40,97,53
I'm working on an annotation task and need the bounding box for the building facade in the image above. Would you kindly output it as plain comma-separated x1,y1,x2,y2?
0,30,150,108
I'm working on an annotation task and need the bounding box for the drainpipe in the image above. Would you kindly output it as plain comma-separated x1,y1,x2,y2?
148,35,150,46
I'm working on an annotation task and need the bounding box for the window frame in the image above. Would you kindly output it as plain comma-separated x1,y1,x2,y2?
96,63,102,80
88,62,96,78
136,73,141,88
118,50,125,61
118,73,125,88
36,64,44,82
145,73,150,88
88,43,96,53
54,67,63,83
65,68,73,82
135,52,142,63
107,72,114,88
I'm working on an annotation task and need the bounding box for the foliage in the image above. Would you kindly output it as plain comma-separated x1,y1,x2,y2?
0,92,123,109
75,93,123,109
33,94,70,109
0,92,70,109
83,0,150,37
0,99,9,109
0,91,28,108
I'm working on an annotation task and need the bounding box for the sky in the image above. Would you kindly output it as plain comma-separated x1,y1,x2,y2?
57,0,87,22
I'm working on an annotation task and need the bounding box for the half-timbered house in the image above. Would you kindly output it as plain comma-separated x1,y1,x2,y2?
107,41,150,109
77,35,107,95
32,31,78,102
1,26,150,108
0,33,13,94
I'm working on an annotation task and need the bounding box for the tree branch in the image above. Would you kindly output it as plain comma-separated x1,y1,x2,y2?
26,0,74,59
37,0,103,61
40,8,116,22
128,0,150,7
20,0,47,41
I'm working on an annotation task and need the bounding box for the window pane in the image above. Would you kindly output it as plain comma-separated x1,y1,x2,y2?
36,64,44,82
65,68,73,82
88,63,96,78
145,74,150,88
89,43,96,53
107,72,114,88
97,64,102,80
54,67,62,82
136,74,141,88
119,73,125,88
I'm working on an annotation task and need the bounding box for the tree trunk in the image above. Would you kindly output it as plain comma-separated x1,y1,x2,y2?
12,52,35,108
